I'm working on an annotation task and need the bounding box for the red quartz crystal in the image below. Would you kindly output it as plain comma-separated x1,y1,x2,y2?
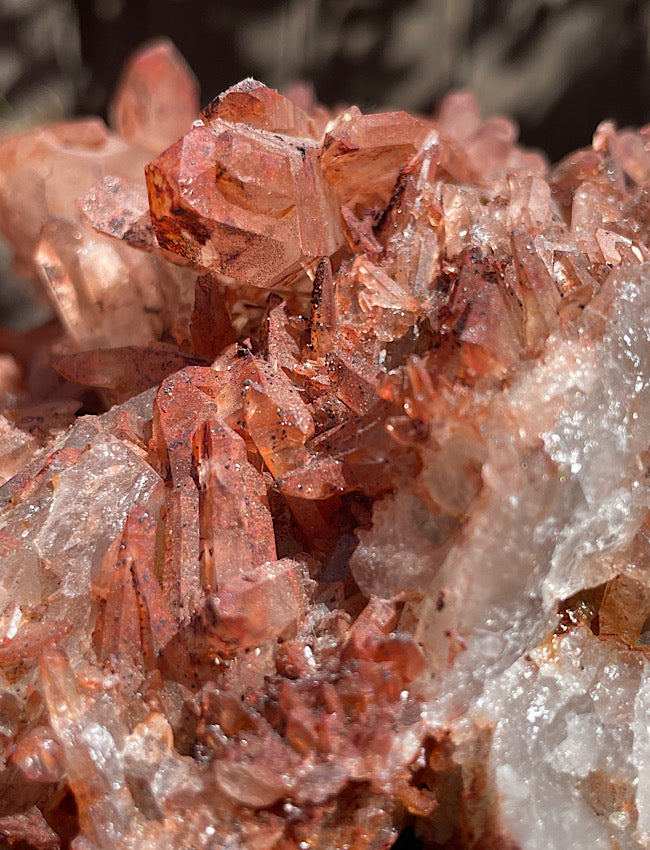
110,38,200,155
145,82,344,287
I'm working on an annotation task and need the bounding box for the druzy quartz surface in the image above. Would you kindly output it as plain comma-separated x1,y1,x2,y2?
0,39,650,850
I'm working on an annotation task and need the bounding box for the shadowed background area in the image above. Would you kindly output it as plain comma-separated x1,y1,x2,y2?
1,0,649,162
0,0,649,330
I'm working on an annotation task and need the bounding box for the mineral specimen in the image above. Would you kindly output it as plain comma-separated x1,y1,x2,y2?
1,38,650,850
145,84,344,288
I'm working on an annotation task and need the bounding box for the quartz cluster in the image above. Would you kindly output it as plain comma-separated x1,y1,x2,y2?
0,39,650,850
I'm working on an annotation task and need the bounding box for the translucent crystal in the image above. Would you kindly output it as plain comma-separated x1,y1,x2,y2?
110,38,199,155
145,117,343,287
320,108,429,213
200,77,318,139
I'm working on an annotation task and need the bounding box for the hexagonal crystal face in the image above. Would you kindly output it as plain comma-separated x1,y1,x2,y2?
146,119,343,288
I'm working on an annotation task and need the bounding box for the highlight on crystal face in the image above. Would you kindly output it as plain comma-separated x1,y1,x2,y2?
1,36,650,849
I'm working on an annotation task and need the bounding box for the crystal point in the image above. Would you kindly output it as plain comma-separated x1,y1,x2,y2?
110,38,200,155
201,77,317,139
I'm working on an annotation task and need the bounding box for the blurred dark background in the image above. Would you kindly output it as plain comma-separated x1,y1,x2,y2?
1,0,650,330
1,0,649,162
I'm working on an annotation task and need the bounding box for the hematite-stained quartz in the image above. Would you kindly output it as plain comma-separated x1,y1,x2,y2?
1,39,650,850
